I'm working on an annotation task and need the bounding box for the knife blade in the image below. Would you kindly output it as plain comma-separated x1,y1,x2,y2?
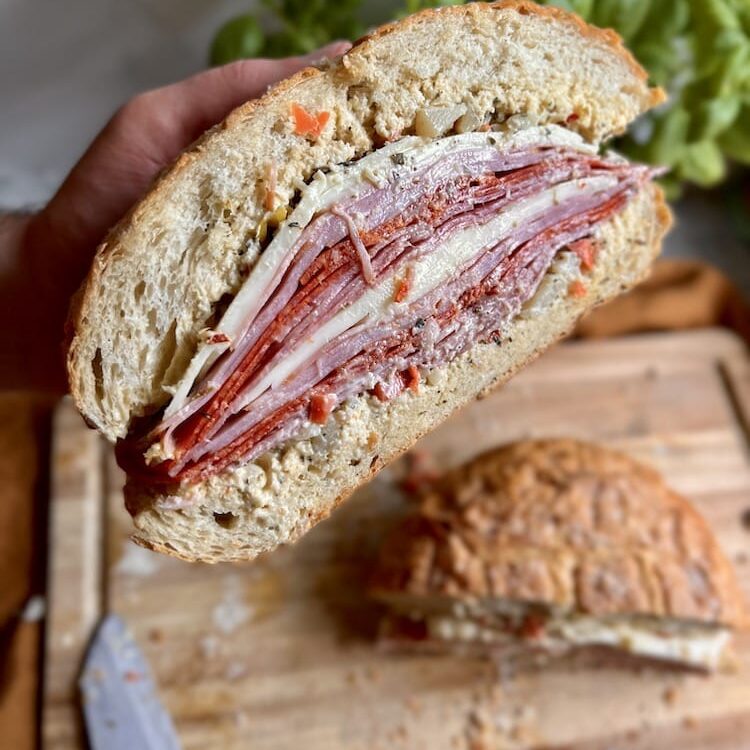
79,614,182,750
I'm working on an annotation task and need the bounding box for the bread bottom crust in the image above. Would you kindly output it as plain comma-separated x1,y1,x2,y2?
125,184,670,562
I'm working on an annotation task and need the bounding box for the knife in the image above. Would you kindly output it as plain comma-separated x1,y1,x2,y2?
79,614,182,750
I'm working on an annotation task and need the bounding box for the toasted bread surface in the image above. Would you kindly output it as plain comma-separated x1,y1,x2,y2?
372,437,747,629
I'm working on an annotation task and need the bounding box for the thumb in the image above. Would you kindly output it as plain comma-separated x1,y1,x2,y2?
296,41,353,65
32,41,355,276
172,41,354,137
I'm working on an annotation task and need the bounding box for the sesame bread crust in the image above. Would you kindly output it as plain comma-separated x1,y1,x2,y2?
371,438,748,628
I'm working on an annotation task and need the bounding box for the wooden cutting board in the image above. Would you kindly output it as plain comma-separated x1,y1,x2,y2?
42,329,750,750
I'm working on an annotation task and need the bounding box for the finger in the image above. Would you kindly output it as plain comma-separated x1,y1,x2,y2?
33,42,354,281
154,41,353,148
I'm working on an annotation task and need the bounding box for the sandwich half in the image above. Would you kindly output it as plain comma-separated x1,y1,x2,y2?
370,439,748,672
67,1,671,561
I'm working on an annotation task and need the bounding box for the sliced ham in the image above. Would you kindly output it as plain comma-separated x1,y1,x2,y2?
117,129,657,485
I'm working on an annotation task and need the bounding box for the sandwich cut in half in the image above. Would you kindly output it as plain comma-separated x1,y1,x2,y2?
67,2,671,561
370,440,748,672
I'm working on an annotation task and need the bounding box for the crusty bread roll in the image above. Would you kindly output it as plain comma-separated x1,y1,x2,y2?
371,439,748,671
67,1,670,562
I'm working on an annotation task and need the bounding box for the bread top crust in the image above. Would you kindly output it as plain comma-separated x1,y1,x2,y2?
349,1,656,92
371,439,748,629
66,0,664,440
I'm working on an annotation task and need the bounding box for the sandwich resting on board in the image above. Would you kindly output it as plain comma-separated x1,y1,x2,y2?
370,440,748,672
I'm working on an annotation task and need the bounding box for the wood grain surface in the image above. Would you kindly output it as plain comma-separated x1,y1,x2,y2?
43,329,750,749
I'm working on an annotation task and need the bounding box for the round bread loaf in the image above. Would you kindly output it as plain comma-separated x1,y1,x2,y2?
372,439,748,629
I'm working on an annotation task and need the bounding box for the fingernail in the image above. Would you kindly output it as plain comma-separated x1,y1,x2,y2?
326,40,353,53
301,41,352,63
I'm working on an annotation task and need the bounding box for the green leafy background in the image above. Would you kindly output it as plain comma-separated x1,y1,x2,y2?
211,0,750,197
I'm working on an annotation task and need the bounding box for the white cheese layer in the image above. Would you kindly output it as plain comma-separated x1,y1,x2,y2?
426,614,731,671
163,125,597,417
235,174,617,409
553,617,731,671
217,126,596,344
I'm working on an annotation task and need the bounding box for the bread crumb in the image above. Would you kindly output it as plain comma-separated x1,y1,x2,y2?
115,542,160,577
405,696,423,716
148,628,164,643
387,724,408,742
662,685,678,706
21,596,45,622
464,700,535,750
466,708,494,750
212,574,252,634
199,635,220,659
683,716,698,730
233,709,250,729
225,662,249,681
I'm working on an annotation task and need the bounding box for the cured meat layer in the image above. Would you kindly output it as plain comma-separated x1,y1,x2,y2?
118,129,656,485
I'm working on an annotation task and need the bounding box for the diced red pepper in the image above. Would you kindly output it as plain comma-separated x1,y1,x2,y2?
568,280,587,298
518,613,546,640
372,383,388,402
309,393,337,424
264,163,277,211
394,265,414,303
404,364,420,393
291,103,330,140
568,237,598,272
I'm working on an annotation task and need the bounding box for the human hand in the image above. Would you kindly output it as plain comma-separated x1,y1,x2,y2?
4,43,350,391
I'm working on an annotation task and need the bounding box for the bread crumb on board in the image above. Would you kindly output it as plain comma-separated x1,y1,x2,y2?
404,695,423,717
115,541,160,577
148,627,164,643
212,574,253,634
